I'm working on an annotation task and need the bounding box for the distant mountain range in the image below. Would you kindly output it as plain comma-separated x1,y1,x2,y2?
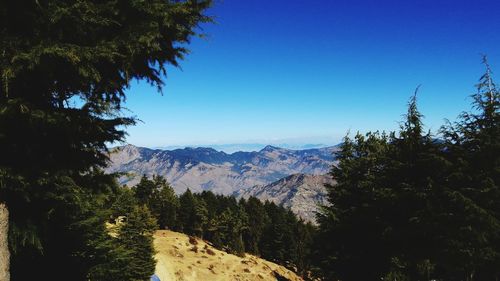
106,144,338,222
154,143,334,154
107,144,337,193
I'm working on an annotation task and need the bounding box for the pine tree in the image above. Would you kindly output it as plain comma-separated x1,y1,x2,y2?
0,0,211,279
315,92,451,280
315,131,391,280
177,189,197,235
134,175,157,206
111,188,139,220
440,57,500,280
117,205,158,281
316,72,499,281
154,181,179,230
382,93,448,280
135,175,179,230
295,221,316,278
193,197,209,238
242,197,268,255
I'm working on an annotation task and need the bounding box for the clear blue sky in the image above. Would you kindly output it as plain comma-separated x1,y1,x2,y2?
122,0,500,148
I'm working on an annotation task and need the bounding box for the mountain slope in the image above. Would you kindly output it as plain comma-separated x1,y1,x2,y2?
235,174,334,223
154,230,303,281
106,144,337,195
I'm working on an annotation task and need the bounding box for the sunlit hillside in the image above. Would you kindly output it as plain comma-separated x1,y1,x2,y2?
154,230,303,281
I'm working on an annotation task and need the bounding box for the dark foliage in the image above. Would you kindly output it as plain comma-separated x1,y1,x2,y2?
134,176,317,277
0,0,211,280
315,59,500,281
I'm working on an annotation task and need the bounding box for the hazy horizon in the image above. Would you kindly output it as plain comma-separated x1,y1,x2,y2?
116,139,339,154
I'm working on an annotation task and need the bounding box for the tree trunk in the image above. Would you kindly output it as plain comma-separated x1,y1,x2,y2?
0,202,9,281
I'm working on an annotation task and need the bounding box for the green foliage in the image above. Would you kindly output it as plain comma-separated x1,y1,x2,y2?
242,197,268,255
134,175,157,206
177,188,198,235
439,57,500,280
153,180,180,230
133,178,316,276
111,187,139,219
117,205,158,281
91,187,158,281
316,60,500,281
0,0,211,279
133,175,179,230
6,171,124,280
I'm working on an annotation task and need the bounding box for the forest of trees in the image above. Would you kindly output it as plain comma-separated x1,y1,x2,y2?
117,175,317,277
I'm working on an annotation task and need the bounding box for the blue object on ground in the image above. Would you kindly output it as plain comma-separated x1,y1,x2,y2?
150,274,160,281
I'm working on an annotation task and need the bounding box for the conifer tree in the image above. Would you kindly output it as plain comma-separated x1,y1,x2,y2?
177,189,197,235
153,181,179,230
110,188,139,221
382,93,448,280
242,197,268,255
440,57,500,280
117,205,158,281
295,221,316,278
315,131,390,280
0,0,211,279
134,175,157,206
134,175,179,230
316,69,499,281
193,197,209,238
316,93,449,280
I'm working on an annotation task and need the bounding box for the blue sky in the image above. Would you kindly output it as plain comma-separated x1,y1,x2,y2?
122,0,500,149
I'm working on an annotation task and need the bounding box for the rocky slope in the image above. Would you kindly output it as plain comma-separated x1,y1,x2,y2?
153,230,303,281
235,174,334,223
106,144,337,195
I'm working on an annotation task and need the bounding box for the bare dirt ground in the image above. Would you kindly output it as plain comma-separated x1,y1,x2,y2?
154,230,303,281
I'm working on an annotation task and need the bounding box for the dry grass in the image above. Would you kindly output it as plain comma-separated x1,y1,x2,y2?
153,230,303,281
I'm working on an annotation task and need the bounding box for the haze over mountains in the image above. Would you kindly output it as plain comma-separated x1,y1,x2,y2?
155,143,334,153
106,144,338,222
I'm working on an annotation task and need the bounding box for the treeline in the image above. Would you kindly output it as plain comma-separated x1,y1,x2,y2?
314,60,500,281
115,175,316,276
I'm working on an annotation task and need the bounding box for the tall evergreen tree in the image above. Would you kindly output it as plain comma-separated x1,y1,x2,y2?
316,65,500,281
295,221,316,278
0,0,211,279
153,180,179,230
134,175,157,206
440,57,500,280
117,205,158,281
133,175,179,230
315,131,391,280
110,188,139,221
316,93,450,280
177,189,197,235
242,197,268,255
381,93,449,280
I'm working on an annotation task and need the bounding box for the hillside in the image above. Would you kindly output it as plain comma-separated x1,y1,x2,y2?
106,144,337,195
235,174,334,223
153,230,303,281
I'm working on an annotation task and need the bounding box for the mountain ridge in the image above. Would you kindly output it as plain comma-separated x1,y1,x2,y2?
106,144,338,195
235,173,335,223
